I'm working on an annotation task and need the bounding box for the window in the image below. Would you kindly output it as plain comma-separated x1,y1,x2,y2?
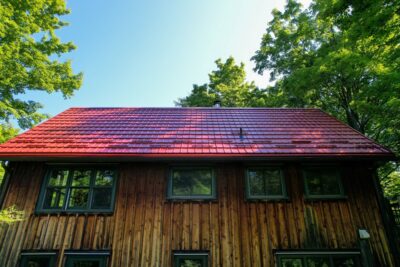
276,251,361,267
245,167,287,200
37,167,117,213
20,251,57,267
173,251,208,267
64,251,109,267
167,167,216,200
303,167,345,199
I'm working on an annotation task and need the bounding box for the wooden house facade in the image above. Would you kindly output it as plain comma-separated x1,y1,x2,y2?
0,108,398,267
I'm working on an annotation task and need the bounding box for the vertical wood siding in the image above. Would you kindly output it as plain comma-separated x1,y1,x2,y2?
0,162,395,266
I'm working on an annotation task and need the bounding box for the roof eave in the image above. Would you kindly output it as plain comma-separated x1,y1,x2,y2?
0,152,396,162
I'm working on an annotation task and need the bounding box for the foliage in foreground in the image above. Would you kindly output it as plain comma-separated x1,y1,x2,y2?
0,205,24,224
0,0,83,139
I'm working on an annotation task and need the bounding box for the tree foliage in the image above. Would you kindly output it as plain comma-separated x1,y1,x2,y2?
0,205,24,225
251,0,400,196
381,171,400,201
0,0,82,138
252,0,400,154
0,0,82,224
176,57,269,107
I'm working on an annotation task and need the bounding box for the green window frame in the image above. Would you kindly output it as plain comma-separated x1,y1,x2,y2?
173,251,208,267
36,166,118,213
64,251,109,267
20,251,57,267
276,251,361,267
167,167,216,200
245,167,288,200
303,167,345,199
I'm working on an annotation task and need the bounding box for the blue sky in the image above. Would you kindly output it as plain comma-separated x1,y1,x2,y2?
27,0,310,116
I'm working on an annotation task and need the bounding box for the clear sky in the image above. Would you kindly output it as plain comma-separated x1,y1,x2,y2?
27,0,311,116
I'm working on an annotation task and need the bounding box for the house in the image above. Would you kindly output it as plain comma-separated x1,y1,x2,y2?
0,107,398,267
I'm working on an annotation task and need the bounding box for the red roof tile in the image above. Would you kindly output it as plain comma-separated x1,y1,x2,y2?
0,107,394,160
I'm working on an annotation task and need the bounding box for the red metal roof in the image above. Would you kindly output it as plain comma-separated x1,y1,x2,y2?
0,107,394,160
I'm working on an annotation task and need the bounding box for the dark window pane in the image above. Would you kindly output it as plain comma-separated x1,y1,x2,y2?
172,169,212,196
23,257,52,267
265,169,283,195
333,257,357,267
320,172,341,195
72,170,91,186
248,170,265,196
72,260,100,267
248,168,284,197
48,170,69,186
178,259,203,267
306,257,330,267
305,169,341,196
43,188,66,209
95,170,114,186
91,188,112,209
68,188,89,209
281,258,303,267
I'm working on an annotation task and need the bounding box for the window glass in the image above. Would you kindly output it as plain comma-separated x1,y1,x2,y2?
65,255,107,267
332,256,358,267
281,258,303,267
169,168,215,199
92,188,112,209
248,170,265,196
68,188,90,209
95,170,114,186
72,170,91,186
246,168,286,199
70,260,100,267
277,252,360,267
38,167,117,213
306,257,330,267
173,252,208,267
177,258,203,267
48,170,69,186
304,168,344,197
43,188,67,209
20,253,57,267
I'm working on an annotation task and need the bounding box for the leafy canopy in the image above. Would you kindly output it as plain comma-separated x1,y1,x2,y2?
0,0,82,138
176,57,269,107
252,0,400,147
0,0,82,223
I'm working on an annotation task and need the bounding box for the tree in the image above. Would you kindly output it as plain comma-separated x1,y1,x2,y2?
176,57,268,107
0,0,83,138
251,0,400,195
252,0,400,148
0,0,82,223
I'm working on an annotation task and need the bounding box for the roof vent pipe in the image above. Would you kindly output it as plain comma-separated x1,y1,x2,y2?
213,100,221,108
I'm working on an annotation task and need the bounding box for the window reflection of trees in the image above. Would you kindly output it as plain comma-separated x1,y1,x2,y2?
172,169,212,196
